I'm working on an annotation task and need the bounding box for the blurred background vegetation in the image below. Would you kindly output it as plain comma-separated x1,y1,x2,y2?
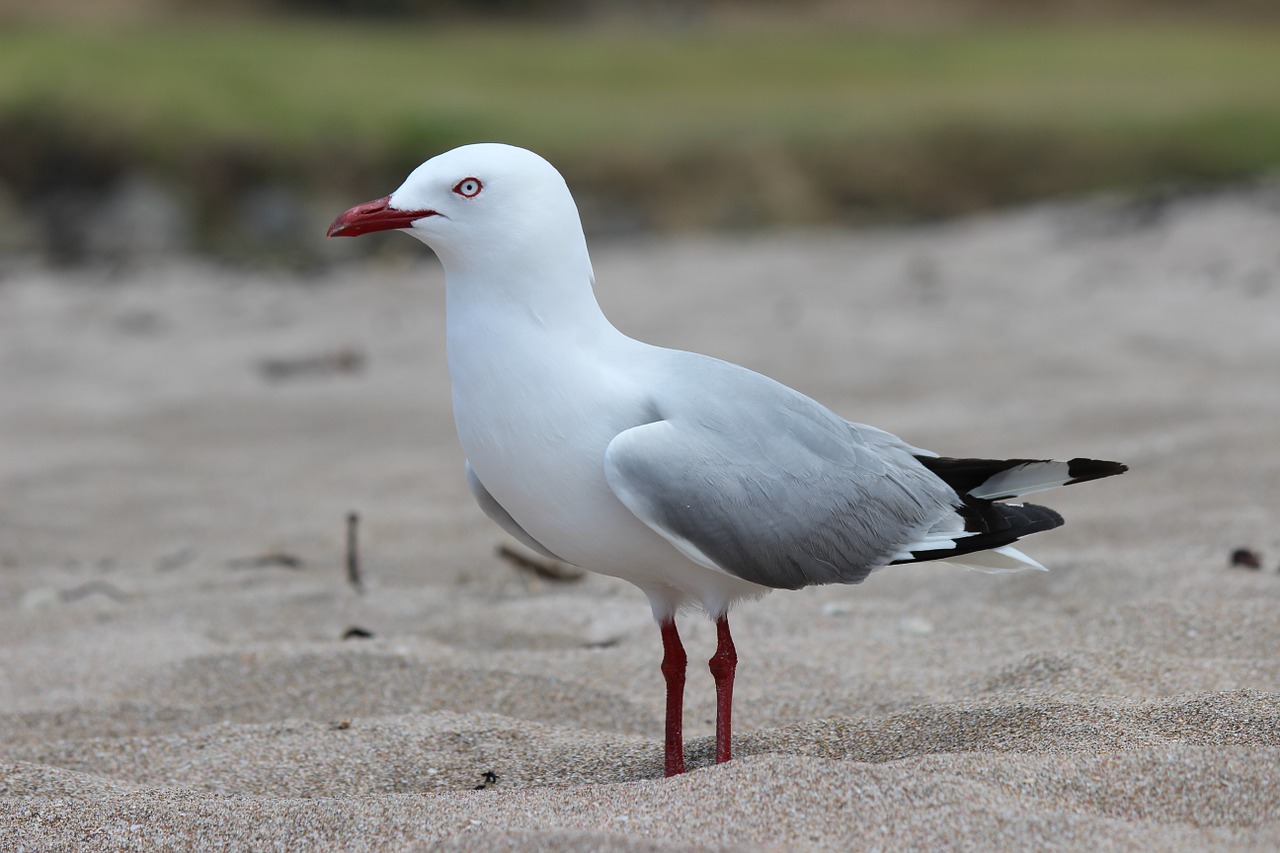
1,0,1278,266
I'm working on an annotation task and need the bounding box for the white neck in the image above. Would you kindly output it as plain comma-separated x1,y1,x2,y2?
437,222,622,347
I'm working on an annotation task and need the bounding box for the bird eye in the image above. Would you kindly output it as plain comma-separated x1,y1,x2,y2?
453,178,483,198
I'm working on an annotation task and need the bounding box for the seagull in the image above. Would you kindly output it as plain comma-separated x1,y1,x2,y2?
328,143,1126,777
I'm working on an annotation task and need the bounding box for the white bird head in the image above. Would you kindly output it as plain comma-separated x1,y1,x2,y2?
327,143,590,279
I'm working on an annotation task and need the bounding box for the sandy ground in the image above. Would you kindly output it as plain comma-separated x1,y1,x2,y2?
3,186,1280,851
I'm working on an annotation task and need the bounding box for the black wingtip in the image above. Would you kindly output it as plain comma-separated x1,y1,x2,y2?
1065,458,1129,485
891,501,1064,565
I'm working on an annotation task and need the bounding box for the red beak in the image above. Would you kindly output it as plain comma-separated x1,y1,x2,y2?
326,196,437,237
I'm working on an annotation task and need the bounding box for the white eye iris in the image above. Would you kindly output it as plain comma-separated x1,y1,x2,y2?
453,178,482,198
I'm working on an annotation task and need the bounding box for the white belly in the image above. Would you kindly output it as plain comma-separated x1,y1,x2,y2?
444,300,772,615
449,328,659,573
447,327,766,612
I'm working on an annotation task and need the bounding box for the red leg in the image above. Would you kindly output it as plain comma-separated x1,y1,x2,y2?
659,618,687,776
709,615,737,764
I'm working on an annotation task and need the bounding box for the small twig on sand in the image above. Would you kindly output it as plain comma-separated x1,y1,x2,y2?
227,552,303,570
346,511,363,592
258,347,365,381
496,544,584,583
60,581,130,603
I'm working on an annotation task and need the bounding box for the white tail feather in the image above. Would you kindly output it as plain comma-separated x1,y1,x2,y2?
968,461,1074,500
946,544,1048,574
889,530,968,562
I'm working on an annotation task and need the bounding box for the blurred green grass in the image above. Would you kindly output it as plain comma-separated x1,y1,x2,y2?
2,20,1279,233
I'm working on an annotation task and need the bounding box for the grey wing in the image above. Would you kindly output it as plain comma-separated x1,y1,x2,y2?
845,420,939,458
603,390,959,591
465,460,568,562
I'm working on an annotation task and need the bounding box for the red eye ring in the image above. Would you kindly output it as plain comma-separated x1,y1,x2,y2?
453,177,483,198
